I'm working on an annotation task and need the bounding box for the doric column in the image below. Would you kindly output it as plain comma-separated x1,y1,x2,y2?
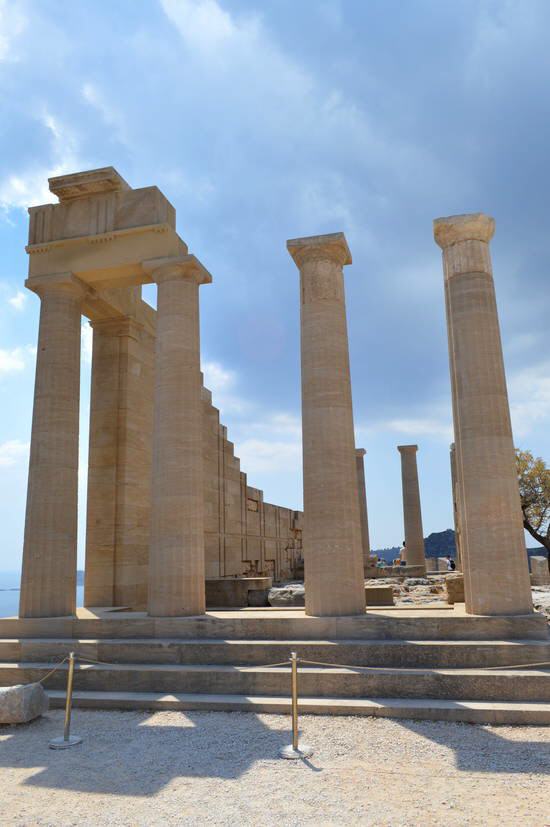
355,449,371,565
287,233,365,616
146,255,211,616
434,213,532,615
449,442,462,571
84,316,154,610
397,445,426,572
20,273,87,617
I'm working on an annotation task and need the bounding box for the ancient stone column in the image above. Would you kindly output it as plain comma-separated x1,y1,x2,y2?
434,213,532,615
84,316,154,610
146,255,211,616
397,445,426,572
355,449,371,566
287,233,365,616
19,274,87,617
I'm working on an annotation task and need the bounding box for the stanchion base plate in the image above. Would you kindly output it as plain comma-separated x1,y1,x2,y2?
49,735,83,750
279,743,313,760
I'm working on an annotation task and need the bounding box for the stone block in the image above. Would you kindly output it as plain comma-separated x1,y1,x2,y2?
206,577,272,608
268,583,305,607
0,682,49,724
446,573,465,605
530,556,550,586
365,585,395,606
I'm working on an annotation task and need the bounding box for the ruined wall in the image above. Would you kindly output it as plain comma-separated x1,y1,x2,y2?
201,386,303,582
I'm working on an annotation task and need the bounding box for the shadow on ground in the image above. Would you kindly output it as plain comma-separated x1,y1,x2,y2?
0,709,295,796
395,717,550,774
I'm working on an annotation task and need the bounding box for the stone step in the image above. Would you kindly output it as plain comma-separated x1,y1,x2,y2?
46,690,550,725
1,638,550,668
1,610,547,640
3,662,550,701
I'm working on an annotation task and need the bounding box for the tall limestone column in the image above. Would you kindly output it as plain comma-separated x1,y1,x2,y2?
146,255,211,616
397,445,426,572
355,449,371,566
287,233,365,616
20,274,87,617
84,316,154,610
434,213,532,615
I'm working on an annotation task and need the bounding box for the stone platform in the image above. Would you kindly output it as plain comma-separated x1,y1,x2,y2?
1,607,549,724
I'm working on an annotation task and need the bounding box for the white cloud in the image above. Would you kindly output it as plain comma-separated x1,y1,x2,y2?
81,82,129,148
203,359,235,391
364,415,453,443
160,0,241,54
0,345,34,375
0,110,82,213
202,358,249,414
0,0,27,62
0,439,29,467
8,290,26,310
237,437,301,474
201,355,302,474
509,360,550,438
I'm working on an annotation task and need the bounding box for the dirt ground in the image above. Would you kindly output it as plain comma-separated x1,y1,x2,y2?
1,709,549,826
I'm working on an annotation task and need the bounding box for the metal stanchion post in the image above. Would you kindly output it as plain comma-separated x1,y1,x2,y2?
279,651,313,759
49,652,83,749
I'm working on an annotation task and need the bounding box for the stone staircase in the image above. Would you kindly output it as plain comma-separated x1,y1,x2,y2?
1,609,549,724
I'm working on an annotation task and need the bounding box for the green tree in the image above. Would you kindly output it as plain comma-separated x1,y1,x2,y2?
516,449,550,571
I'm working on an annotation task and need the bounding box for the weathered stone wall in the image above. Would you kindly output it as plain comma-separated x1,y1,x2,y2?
201,386,302,582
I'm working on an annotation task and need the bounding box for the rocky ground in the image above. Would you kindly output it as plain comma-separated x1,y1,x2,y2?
369,575,448,606
1,709,549,826
532,586,550,622
270,577,550,624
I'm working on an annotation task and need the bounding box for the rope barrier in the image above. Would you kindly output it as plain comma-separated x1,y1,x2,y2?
38,656,69,684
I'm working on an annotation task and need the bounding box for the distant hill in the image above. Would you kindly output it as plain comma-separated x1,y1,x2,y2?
374,529,548,562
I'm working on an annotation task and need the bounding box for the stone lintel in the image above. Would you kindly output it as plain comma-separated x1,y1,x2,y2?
355,448,366,457
287,232,352,268
25,272,88,299
143,254,213,286
398,444,418,454
433,213,495,249
90,317,144,340
49,167,130,203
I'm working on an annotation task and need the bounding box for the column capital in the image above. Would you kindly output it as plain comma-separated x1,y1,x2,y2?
287,232,352,268
142,254,212,286
398,444,418,454
25,272,88,300
355,448,366,457
433,213,495,249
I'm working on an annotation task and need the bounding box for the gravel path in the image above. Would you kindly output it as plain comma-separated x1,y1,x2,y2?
1,710,549,826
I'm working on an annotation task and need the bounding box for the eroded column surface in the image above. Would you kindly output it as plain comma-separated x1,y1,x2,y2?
287,233,365,617
20,274,86,617
397,445,426,572
147,255,211,616
84,317,154,610
355,449,371,565
449,442,462,571
434,213,532,615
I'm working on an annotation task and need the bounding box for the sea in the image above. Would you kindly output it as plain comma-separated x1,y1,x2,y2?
0,572,84,617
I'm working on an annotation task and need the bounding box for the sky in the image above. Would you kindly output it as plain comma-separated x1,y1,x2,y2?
0,0,549,571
